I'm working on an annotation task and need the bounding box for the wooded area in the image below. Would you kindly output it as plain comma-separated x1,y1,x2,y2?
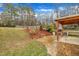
0,4,54,27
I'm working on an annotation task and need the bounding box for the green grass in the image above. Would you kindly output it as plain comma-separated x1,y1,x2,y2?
0,28,47,56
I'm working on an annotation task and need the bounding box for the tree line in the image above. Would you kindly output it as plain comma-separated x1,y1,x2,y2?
0,3,41,27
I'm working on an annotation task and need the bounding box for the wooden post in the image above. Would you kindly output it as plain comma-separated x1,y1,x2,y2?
56,21,59,41
61,24,64,37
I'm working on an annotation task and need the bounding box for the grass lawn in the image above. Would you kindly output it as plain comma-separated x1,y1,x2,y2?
0,27,47,56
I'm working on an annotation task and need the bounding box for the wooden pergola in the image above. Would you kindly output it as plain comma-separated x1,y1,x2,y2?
55,15,79,41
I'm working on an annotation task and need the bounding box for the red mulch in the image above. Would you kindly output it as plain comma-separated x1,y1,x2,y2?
29,30,52,39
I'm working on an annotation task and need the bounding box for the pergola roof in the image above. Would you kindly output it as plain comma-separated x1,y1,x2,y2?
55,15,79,25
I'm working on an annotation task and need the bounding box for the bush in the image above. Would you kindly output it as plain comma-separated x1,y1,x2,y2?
47,23,55,33
41,23,55,33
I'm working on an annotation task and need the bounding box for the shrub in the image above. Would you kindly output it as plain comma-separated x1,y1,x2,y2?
41,23,55,33
47,23,55,33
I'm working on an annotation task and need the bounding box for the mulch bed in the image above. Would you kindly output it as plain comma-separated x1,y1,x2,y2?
24,29,52,39
30,30,52,39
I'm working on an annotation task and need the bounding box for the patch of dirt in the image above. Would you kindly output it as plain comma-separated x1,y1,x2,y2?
57,42,79,56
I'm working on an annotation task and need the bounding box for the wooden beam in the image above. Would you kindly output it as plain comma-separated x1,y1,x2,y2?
56,15,79,25
56,21,59,41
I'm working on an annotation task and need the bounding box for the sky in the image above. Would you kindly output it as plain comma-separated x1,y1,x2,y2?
0,3,79,14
